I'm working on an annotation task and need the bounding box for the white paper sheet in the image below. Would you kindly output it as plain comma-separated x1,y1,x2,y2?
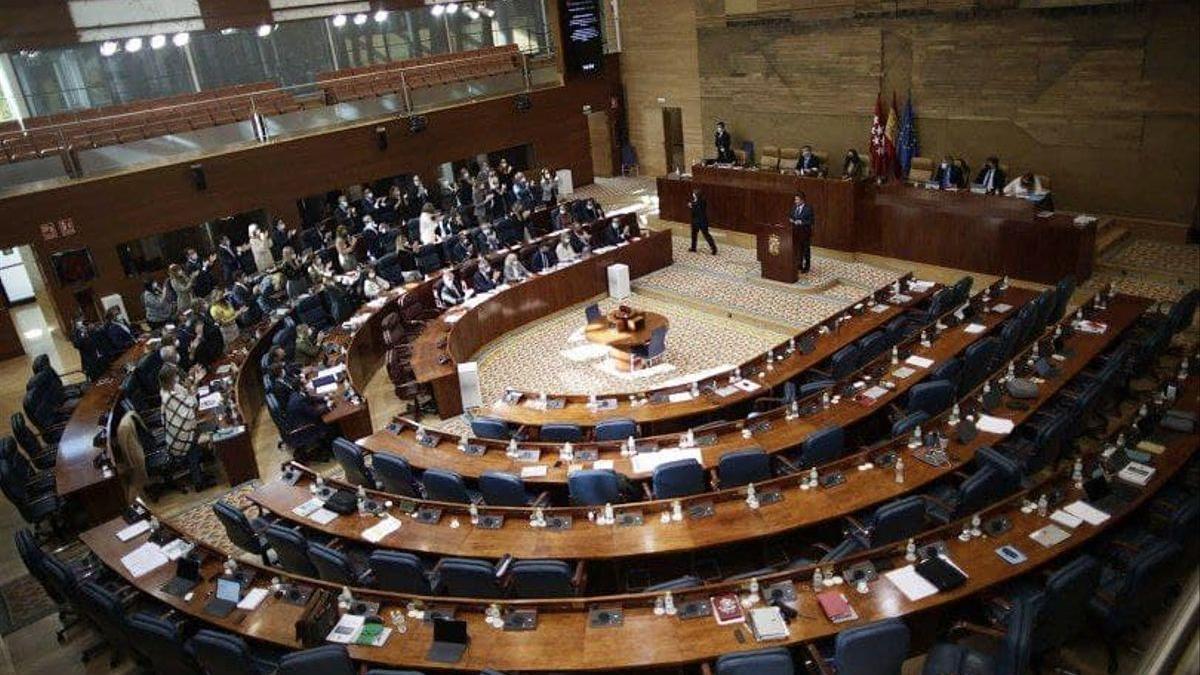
116,520,151,542
976,415,1015,435
292,497,324,517
317,363,347,379
1050,509,1083,529
120,542,169,578
520,465,549,478
905,355,934,369
592,460,614,470
362,516,403,543
667,392,694,403
885,565,938,602
310,508,339,525
237,587,269,610
631,447,703,474
963,323,987,334
1063,500,1111,525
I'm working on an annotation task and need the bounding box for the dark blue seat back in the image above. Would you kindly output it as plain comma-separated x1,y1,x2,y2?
373,453,421,497
128,611,200,675
652,459,706,499
1034,555,1099,655
263,524,317,577
479,471,530,506
714,646,794,675
470,416,511,440
717,448,771,488
891,411,929,438
568,469,622,506
540,423,583,443
929,356,961,388
907,380,955,417
799,426,843,467
437,557,503,598
307,542,356,585
422,468,472,504
960,337,999,395
857,331,889,365
213,502,266,556
332,437,374,487
188,629,261,675
869,495,926,546
369,550,431,595
828,344,860,379
509,560,577,598
277,644,356,675
833,617,910,675
594,418,636,441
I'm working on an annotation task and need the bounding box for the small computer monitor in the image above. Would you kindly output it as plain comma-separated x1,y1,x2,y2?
215,577,241,603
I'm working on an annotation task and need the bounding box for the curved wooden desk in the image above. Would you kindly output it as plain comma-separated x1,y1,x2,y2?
82,403,1196,671
250,295,1149,560
486,276,936,433
359,284,1043,487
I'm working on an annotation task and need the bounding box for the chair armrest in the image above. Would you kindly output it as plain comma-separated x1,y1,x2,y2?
923,494,953,512
699,664,715,675
708,469,720,490
641,483,654,501
530,491,551,508
775,454,801,475
842,515,868,538
804,643,834,675
947,621,1007,641
572,561,587,590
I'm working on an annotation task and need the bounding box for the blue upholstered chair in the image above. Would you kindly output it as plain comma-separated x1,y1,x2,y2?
651,459,706,499
479,471,545,507
569,469,624,506
263,524,317,577
540,423,583,443
331,438,375,487
127,612,201,675
435,557,505,598
277,644,356,675
188,629,279,675
372,453,422,498
714,647,794,675
369,550,433,595
422,468,479,504
509,560,584,598
716,448,772,488
594,418,637,441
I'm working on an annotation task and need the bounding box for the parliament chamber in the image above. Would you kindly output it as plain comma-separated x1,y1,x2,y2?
0,2,1196,675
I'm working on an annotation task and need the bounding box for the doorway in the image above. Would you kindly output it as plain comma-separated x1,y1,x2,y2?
587,111,614,178
661,107,685,174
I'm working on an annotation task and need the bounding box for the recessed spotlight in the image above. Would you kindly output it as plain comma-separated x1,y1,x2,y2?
220,27,238,35
99,41,120,56
374,10,389,22
256,24,273,37
431,5,445,16
480,6,495,17
150,34,167,49
353,13,368,25
446,3,459,14
125,37,143,53
332,13,347,27
172,32,190,47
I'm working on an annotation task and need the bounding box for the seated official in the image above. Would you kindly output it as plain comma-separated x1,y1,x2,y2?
503,253,532,283
842,149,864,180
362,267,391,299
974,156,1006,194
284,381,330,431
472,256,502,293
448,231,476,264
100,305,138,358
475,223,503,254
530,244,557,272
555,232,579,263
1004,172,1053,208
158,363,212,490
796,145,823,176
932,155,963,189
569,225,592,254
600,218,630,246
436,269,471,308
227,272,261,328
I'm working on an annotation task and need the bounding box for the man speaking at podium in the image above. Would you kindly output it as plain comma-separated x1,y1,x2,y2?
789,193,814,274
714,121,735,164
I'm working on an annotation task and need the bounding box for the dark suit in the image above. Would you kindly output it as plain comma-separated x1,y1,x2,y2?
102,320,137,356
284,390,327,430
974,166,1007,194
473,267,499,293
796,154,821,175
530,248,556,272
714,130,734,163
688,194,717,254
933,163,963,190
790,202,814,273
216,245,239,284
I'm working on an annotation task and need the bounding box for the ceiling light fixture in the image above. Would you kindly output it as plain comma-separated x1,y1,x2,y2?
353,13,368,25
374,10,389,22
149,34,167,49
431,5,445,16
257,24,273,37
124,37,143,53
446,3,459,14
99,41,120,56
332,13,348,27
172,32,190,47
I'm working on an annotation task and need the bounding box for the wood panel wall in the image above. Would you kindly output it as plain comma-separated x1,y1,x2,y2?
0,56,622,331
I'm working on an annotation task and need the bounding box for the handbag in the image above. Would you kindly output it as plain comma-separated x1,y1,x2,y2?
1006,378,1039,399
295,588,338,648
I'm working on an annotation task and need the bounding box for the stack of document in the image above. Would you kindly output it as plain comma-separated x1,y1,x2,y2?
120,542,169,578
362,516,403,543
631,447,703,474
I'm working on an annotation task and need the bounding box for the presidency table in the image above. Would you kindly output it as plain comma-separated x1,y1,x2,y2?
657,165,1096,284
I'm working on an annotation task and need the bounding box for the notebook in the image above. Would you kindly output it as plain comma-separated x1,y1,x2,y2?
709,593,745,625
1029,524,1071,548
748,606,790,641
816,591,858,624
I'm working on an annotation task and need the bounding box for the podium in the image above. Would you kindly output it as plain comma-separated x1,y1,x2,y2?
756,222,804,283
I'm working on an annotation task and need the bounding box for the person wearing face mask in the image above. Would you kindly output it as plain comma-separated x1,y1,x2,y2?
503,252,531,283
539,168,558,206
687,188,718,255
842,149,864,181
796,145,822,176
248,223,275,273
974,156,1006,195
270,218,294,259
933,155,963,190
531,244,557,272
357,187,381,223
436,269,470,308
142,279,174,330
555,232,578,263
789,192,814,274
334,194,355,227
486,174,508,221
472,256,502,293
476,223,502,254
449,230,476,264
362,266,391,299
418,204,441,245
184,247,217,299
714,121,734,164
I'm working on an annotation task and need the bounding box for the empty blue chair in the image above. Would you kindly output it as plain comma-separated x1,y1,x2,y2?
78,581,133,664
188,629,278,675
851,495,927,549
891,411,929,438
127,612,200,675
857,331,889,365
332,437,374,487
825,618,910,675
652,459,706,499
1033,555,1100,659
796,426,843,468
569,469,624,506
479,471,541,507
646,574,702,592
798,379,837,398
594,418,636,441
1089,539,1181,671
278,644,356,675
306,543,362,586
716,448,771,488
422,468,478,504
212,502,270,564
435,557,504,598
906,379,955,417
714,647,794,675
927,447,1019,523
929,356,961,388
826,344,860,380
960,337,999,395
263,524,317,577
470,416,511,440
631,326,668,367
585,303,603,325
885,316,911,345
540,423,583,443
373,453,422,498
922,594,1038,675
509,560,582,598
369,550,433,595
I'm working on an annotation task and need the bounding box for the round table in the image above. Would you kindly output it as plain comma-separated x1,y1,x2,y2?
584,310,669,371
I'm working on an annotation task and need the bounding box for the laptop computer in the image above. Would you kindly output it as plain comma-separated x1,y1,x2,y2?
203,577,242,618
426,618,469,663
160,555,201,597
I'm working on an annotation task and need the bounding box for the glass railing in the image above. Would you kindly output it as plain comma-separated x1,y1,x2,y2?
0,49,561,196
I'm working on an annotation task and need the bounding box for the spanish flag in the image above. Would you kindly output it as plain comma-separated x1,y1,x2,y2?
883,92,899,179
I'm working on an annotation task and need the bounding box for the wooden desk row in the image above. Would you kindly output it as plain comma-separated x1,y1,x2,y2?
357,281,1032,487
486,274,929,433
249,294,1150,561
81,384,1196,671
657,165,1096,285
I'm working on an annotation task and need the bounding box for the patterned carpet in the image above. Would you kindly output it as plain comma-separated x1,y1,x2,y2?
1101,238,1200,283
0,542,88,636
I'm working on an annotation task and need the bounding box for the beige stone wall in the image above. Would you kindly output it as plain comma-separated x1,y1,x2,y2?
673,1,1198,223
615,0,706,176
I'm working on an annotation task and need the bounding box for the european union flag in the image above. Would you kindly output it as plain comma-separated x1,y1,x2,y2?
897,95,918,177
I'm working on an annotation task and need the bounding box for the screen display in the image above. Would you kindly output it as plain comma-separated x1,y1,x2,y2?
560,0,604,75
49,248,96,285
